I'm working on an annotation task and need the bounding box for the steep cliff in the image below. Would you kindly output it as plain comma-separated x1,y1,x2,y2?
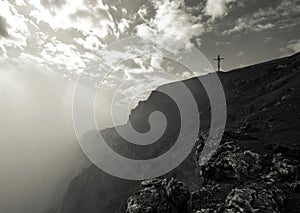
59,52,300,213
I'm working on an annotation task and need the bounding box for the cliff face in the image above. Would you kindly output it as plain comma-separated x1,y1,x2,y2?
59,52,300,213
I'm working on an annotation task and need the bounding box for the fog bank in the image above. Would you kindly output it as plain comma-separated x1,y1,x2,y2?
0,61,89,213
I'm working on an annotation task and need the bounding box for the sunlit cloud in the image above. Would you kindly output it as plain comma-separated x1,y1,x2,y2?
204,0,238,20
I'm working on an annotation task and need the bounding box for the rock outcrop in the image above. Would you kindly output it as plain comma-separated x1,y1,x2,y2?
126,178,190,213
126,142,300,213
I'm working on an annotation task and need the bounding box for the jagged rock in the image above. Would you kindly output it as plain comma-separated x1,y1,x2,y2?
192,141,300,213
223,185,284,213
189,184,233,212
141,179,162,187
127,140,300,213
266,153,299,183
126,178,190,213
264,143,300,160
189,182,285,213
199,142,262,183
189,176,287,213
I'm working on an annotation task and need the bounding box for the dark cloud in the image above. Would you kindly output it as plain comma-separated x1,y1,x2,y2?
40,0,67,9
184,0,202,7
0,16,9,38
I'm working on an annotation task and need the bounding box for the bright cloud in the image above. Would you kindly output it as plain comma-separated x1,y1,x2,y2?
41,40,86,75
0,0,30,49
204,0,237,19
136,0,205,48
0,0,208,79
29,0,115,38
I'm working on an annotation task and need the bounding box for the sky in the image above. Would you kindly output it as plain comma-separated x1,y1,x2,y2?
0,0,299,213
0,0,299,73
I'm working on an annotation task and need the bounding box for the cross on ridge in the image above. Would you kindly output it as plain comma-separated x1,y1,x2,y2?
214,55,225,71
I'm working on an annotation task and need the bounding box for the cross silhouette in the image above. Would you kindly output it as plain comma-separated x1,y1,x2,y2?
214,55,225,71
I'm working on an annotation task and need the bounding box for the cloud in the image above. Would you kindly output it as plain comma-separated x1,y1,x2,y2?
237,51,244,56
264,36,273,43
284,39,300,54
0,1,30,48
0,0,116,76
136,0,205,48
0,16,9,37
30,0,115,38
222,0,300,35
40,40,86,75
204,0,237,19
40,0,67,9
0,0,208,78
223,20,274,35
74,35,104,51
216,41,231,46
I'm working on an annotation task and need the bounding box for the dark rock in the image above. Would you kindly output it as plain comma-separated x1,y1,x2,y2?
127,140,300,213
126,178,190,213
189,184,233,212
199,142,262,184
223,185,284,213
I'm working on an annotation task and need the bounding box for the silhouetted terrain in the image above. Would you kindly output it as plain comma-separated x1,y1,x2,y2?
57,52,300,213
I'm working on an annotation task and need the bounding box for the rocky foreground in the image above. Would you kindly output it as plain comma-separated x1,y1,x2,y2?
126,140,300,213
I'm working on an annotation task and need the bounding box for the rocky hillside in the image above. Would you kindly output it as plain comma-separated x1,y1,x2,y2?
58,52,300,213
127,142,300,212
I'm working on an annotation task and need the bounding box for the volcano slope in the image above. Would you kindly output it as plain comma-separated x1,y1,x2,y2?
59,52,300,213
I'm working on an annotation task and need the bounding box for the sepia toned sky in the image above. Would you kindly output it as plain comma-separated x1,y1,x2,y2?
0,0,299,74
0,1,299,213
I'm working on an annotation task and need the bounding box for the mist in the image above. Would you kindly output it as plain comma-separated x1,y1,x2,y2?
0,54,164,213
0,61,90,213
